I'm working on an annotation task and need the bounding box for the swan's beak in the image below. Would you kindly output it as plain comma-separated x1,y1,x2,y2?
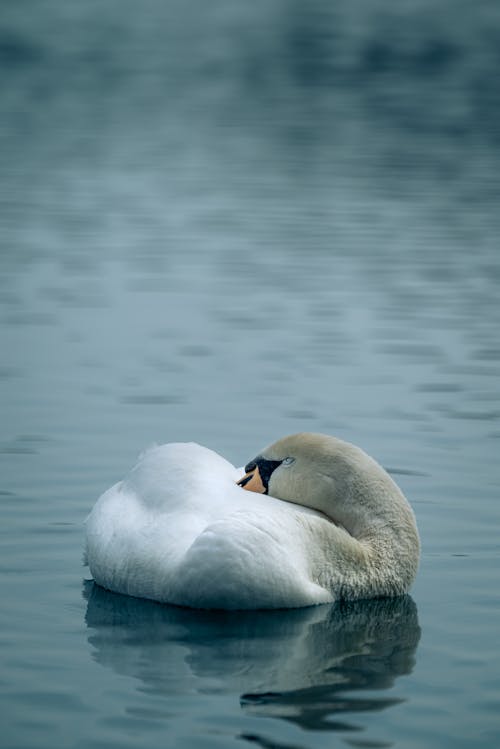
237,467,266,494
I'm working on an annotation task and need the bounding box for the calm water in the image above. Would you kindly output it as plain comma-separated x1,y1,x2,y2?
1,1,500,747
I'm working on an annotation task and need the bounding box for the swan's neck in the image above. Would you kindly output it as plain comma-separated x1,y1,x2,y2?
316,480,420,599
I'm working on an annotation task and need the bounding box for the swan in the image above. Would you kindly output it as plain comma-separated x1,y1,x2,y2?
84,433,420,610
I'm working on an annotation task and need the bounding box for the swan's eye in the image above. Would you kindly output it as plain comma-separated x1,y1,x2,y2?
282,457,295,466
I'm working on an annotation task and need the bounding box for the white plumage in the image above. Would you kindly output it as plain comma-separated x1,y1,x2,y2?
85,434,420,610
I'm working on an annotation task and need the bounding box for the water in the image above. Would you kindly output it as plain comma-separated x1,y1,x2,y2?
1,0,500,746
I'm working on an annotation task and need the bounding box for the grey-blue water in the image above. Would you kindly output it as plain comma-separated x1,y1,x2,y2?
1,1,500,747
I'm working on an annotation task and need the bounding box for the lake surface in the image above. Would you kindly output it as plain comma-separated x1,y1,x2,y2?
1,1,500,747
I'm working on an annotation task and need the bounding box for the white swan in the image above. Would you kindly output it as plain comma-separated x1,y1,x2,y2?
85,433,420,610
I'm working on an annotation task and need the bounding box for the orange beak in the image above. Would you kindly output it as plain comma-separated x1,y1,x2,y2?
237,466,266,493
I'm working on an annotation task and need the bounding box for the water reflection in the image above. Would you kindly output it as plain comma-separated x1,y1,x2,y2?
84,582,420,736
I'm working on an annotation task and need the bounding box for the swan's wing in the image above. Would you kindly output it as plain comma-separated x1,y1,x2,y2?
169,511,334,610
85,443,337,609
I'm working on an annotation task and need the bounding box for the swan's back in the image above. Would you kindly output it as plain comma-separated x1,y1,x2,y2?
85,443,332,609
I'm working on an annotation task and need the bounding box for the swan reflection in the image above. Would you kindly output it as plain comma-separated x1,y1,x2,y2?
84,581,420,735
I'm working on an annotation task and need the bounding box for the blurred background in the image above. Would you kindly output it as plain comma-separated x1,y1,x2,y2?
1,1,500,747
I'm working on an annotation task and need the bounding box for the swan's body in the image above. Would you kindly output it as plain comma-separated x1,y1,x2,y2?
85,434,420,610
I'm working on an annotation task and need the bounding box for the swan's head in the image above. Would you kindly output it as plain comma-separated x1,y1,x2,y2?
238,432,419,542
